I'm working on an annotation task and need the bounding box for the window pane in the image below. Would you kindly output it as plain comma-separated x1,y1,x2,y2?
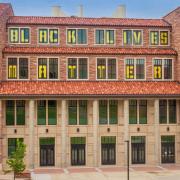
20,28,29,43
78,29,87,44
159,100,167,124
16,100,25,125
68,58,77,79
136,59,145,79
79,100,88,125
49,58,58,79
9,28,19,43
48,100,57,125
67,29,76,44
97,58,106,79
129,100,137,124
37,100,46,125
133,30,142,45
71,137,86,144
49,29,58,43
6,100,15,125
8,58,17,79
96,30,104,44
99,100,108,124
39,29,48,43
79,58,87,79
68,100,77,125
150,31,159,45
164,59,172,79
126,59,134,79
154,59,162,79
169,100,176,124
38,58,47,79
40,137,55,145
160,31,168,45
109,100,118,124
19,58,28,79
106,30,114,44
123,30,132,45
131,136,145,143
108,59,116,79
101,136,116,144
139,100,147,124
8,138,23,157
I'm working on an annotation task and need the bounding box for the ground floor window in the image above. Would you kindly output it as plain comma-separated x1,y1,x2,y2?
101,136,116,165
40,138,55,166
8,138,23,157
71,137,86,166
131,136,145,164
161,136,175,163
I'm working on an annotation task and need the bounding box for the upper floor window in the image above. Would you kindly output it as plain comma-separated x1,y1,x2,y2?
9,28,30,44
150,30,169,46
8,57,28,79
68,58,88,79
95,30,115,44
129,100,147,124
153,59,172,80
6,100,25,126
99,100,118,124
39,29,59,44
97,58,116,79
159,100,176,124
38,58,58,79
123,30,142,45
125,58,145,80
67,29,87,44
68,100,88,125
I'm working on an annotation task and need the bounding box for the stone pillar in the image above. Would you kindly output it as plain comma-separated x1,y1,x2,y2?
154,99,160,165
29,100,35,169
0,100,2,172
93,100,98,167
61,100,67,167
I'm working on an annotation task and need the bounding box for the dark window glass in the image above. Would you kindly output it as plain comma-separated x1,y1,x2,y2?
49,29,58,43
6,100,15,125
136,59,144,79
8,138,23,157
19,58,28,79
79,100,87,125
108,59,116,79
67,29,76,44
79,58,88,79
129,100,137,124
39,29,48,43
150,31,159,45
20,28,29,43
126,59,134,79
38,58,47,79
159,100,167,124
49,58,58,79
154,59,162,79
139,100,147,124
96,30,104,44
123,30,132,45
68,58,77,79
109,100,118,124
169,100,176,124
78,29,87,44
97,58,106,79
68,100,77,125
164,59,172,79
99,100,108,124
16,100,25,125
48,100,57,125
106,30,114,44
8,58,17,79
37,100,46,125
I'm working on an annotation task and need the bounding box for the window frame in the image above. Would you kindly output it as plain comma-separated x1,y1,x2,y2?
124,57,146,80
8,27,31,44
96,57,118,80
37,27,59,45
149,29,170,46
66,57,89,80
7,56,29,80
152,58,174,80
122,29,143,46
66,28,88,45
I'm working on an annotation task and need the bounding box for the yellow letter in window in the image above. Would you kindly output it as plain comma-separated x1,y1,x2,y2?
68,65,76,78
10,29,18,43
133,31,141,45
39,30,47,43
50,30,58,43
98,66,105,79
106,31,110,44
123,31,127,44
126,65,134,79
160,32,168,45
154,66,162,79
9,65,17,78
39,65,47,78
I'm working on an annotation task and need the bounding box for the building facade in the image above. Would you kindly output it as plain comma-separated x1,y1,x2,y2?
0,3,180,170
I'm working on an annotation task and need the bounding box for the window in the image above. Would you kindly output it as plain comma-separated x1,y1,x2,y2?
153,59,172,80
8,138,23,157
38,58,58,79
123,30,142,45
6,100,25,126
9,28,29,43
99,100,118,124
150,30,169,45
39,29,59,44
37,100,57,125
8,58,28,79
68,100,87,125
97,58,116,79
125,58,145,79
67,29,87,44
159,100,176,124
129,100,147,124
96,30,115,44
68,58,88,79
